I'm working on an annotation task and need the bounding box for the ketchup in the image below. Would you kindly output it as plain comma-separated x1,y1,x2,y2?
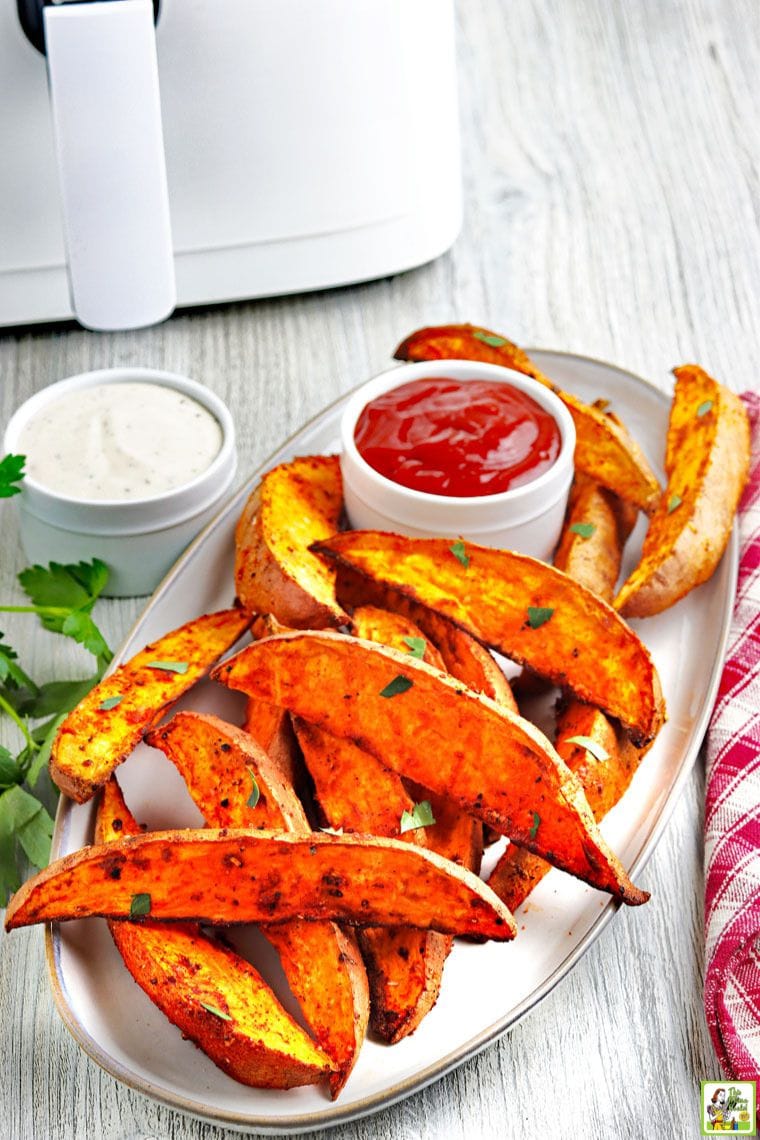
354,377,561,497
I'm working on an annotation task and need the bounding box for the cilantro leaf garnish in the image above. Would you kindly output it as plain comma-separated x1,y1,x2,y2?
99,695,123,711
667,494,682,514
529,811,540,839
565,735,610,763
146,660,189,674
200,1001,232,1021
569,522,596,539
400,800,436,834
129,893,152,917
697,400,713,417
473,331,507,348
379,675,414,698
0,454,26,499
526,606,554,629
403,636,426,660
246,767,260,809
449,540,470,568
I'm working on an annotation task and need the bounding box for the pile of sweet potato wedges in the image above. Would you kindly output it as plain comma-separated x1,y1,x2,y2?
5,325,750,1097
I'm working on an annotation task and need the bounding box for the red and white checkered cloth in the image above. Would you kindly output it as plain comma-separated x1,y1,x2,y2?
704,390,760,1079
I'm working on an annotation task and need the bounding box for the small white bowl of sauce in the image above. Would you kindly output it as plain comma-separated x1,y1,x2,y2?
340,360,575,561
4,368,237,597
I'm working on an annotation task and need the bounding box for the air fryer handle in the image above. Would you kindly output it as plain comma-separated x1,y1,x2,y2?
32,0,176,331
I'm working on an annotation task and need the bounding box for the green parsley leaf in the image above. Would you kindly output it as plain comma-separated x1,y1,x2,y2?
99,695,123,711
379,675,414,698
400,800,436,834
697,400,713,417
529,811,540,839
26,713,67,789
23,676,97,720
200,1001,232,1021
130,892,152,917
565,735,610,763
0,747,20,790
526,606,554,629
0,454,26,499
667,494,682,514
19,562,95,623
569,522,596,539
0,634,36,691
449,540,470,568
403,636,426,660
473,330,507,348
61,610,111,662
146,660,189,674
246,767,260,809
16,801,54,867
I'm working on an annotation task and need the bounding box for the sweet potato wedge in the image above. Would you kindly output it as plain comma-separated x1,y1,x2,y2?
146,712,368,1096
314,533,664,745
488,701,642,911
234,454,348,628
394,325,660,512
212,631,647,904
95,779,333,1089
293,705,447,1045
244,615,305,793
350,605,446,672
5,828,516,939
615,365,751,618
337,568,518,714
50,608,251,803
553,473,637,601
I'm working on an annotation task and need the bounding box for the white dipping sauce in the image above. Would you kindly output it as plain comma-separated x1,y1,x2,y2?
18,382,223,501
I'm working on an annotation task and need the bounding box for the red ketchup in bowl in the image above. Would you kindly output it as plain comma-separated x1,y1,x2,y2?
353,377,561,498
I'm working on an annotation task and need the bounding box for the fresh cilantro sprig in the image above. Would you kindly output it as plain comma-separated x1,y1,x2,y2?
0,554,113,904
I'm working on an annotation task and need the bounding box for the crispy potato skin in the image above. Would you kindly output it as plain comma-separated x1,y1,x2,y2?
488,702,642,911
50,608,251,803
615,366,751,617
234,455,348,628
213,631,647,904
5,828,516,939
315,533,664,745
394,325,660,512
95,780,333,1089
148,711,368,1096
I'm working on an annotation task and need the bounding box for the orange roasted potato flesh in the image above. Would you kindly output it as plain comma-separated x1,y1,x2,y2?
615,365,751,618
50,608,251,803
553,472,637,601
213,631,647,905
95,779,332,1089
488,702,643,911
234,454,348,629
337,568,518,714
293,705,446,1045
394,325,660,512
5,828,516,940
147,711,368,1096
245,614,305,793
315,533,664,745
350,605,446,671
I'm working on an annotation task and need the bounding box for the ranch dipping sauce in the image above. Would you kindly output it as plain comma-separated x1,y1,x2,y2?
18,382,223,501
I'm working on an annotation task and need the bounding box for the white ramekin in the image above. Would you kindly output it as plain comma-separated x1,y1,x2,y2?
340,360,576,561
4,368,237,597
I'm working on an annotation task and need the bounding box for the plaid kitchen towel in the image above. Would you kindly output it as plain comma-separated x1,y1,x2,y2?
704,390,760,1078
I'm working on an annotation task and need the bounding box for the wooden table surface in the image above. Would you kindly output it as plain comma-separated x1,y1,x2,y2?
1,1,758,1136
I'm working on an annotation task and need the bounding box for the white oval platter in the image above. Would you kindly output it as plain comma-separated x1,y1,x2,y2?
45,351,737,1134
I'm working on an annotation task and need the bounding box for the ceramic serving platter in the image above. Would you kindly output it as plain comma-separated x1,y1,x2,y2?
45,352,737,1134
